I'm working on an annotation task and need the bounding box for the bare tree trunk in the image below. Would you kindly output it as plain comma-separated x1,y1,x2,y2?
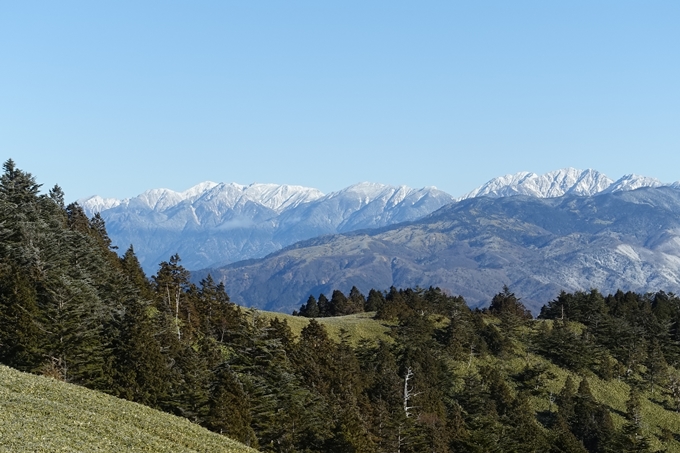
403,367,415,418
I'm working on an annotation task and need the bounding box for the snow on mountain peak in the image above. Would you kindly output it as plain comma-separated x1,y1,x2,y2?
78,195,121,213
603,174,664,193
239,183,324,211
181,181,219,199
459,168,616,200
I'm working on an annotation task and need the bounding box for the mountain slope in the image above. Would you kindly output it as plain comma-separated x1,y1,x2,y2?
79,168,677,274
80,182,454,272
200,186,680,314
0,364,256,453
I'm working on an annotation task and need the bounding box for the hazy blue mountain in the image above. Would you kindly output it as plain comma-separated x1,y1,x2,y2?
197,186,680,314
80,181,454,273
79,168,678,276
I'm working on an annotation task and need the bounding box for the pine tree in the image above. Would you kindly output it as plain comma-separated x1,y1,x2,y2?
48,184,65,209
317,293,330,317
111,294,171,407
330,289,350,316
571,378,615,452
488,286,532,334
502,391,550,451
644,339,668,394
348,286,366,314
153,254,191,340
205,363,257,446
365,289,385,312
120,245,155,300
299,294,320,318
0,159,41,206
0,270,42,371
616,386,652,452
550,414,588,453
557,375,577,422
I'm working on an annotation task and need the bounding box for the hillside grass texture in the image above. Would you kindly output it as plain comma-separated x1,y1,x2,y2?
0,365,257,453
251,309,394,345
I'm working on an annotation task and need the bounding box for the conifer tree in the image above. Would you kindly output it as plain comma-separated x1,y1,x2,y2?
550,414,588,453
365,288,385,312
616,386,652,452
317,293,330,317
644,339,668,394
111,293,171,407
330,289,350,316
205,363,257,446
48,184,65,209
0,271,42,371
153,254,190,340
571,378,615,452
348,286,366,314
299,295,319,318
120,245,155,300
557,375,577,422
0,159,41,206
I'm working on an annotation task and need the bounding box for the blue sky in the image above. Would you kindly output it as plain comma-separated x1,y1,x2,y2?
1,1,679,200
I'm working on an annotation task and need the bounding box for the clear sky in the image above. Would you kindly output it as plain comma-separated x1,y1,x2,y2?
1,1,679,201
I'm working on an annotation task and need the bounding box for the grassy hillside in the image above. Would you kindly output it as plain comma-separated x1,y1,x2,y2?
251,309,393,345
0,365,257,453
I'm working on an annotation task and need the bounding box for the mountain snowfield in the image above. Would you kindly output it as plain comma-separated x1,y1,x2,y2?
79,168,680,274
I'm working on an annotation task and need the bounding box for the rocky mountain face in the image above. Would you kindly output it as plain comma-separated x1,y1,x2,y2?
197,186,680,314
79,181,454,273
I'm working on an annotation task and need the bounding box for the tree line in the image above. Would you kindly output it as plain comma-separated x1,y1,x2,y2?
2,159,680,452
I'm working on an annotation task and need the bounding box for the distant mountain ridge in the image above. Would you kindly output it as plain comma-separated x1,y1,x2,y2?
79,168,679,273
199,186,680,314
458,167,675,200
80,181,454,272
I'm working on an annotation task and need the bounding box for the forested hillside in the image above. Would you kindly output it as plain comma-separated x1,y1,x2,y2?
3,159,680,452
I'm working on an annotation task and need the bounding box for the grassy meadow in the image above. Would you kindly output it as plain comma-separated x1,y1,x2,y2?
0,365,257,453
250,309,394,345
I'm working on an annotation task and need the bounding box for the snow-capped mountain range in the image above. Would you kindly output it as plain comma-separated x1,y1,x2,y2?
80,181,454,273
200,184,680,314
457,167,674,200
79,168,679,273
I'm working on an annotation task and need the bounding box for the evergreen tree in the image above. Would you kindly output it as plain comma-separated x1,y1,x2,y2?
0,270,42,371
0,159,41,206
615,386,652,452
644,339,668,394
153,254,191,340
299,295,320,318
330,289,350,316
205,363,257,446
488,285,532,328
111,294,171,407
348,286,366,314
317,293,330,317
550,414,588,453
557,376,577,422
48,184,65,209
365,288,385,312
120,245,155,300
571,378,615,452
